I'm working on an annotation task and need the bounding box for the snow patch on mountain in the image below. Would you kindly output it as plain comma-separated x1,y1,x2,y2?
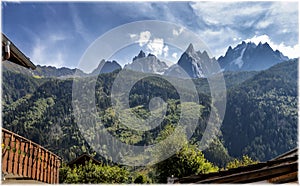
232,47,246,68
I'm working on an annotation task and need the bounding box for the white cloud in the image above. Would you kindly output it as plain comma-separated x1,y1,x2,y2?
31,38,65,67
147,38,164,56
138,31,151,47
49,34,67,43
255,20,272,29
172,52,178,59
129,34,137,39
245,34,300,59
131,31,169,58
189,1,298,58
69,4,91,43
197,27,241,57
190,2,268,26
163,45,169,57
173,27,184,36
191,1,297,28
245,34,271,44
233,37,242,42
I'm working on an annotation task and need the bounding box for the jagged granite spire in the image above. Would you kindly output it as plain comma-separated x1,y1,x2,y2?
185,43,195,55
218,41,289,71
133,50,146,61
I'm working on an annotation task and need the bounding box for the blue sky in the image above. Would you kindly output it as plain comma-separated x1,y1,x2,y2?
2,1,299,72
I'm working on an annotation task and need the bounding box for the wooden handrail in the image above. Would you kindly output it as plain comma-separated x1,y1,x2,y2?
1,127,61,184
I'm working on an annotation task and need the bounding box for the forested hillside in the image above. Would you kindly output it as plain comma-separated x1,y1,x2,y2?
222,59,298,161
2,59,298,168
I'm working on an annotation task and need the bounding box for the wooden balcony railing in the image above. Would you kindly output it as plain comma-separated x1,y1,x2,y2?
1,128,61,184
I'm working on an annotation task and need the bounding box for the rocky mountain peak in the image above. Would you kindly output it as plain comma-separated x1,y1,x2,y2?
218,41,289,71
133,50,146,61
185,43,195,55
125,51,168,75
90,59,121,76
168,44,217,78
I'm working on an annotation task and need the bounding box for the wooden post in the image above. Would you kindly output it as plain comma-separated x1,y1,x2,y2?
57,159,60,184
43,152,48,183
13,137,20,175
8,134,14,174
23,141,30,177
2,133,11,173
18,140,25,176
40,149,44,182
53,158,57,184
36,147,40,181
31,144,37,179
28,142,33,178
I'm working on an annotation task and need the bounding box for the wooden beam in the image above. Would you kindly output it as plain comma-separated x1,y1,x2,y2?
2,33,36,70
196,163,297,183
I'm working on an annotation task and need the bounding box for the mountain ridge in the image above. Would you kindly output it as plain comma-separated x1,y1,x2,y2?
3,41,291,79
124,50,169,75
218,41,289,71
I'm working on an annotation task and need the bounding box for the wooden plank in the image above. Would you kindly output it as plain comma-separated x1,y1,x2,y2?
1,131,5,173
268,172,298,183
32,146,37,180
13,137,20,175
40,148,43,181
57,158,60,184
36,146,40,181
49,155,53,184
38,148,41,181
40,149,44,182
197,163,297,183
53,158,57,184
23,141,29,177
8,134,15,174
53,158,56,184
47,152,51,184
50,155,54,184
19,140,25,177
2,133,11,173
44,151,49,183
28,143,34,179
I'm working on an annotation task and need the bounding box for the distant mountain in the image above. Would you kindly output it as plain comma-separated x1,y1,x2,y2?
2,41,290,80
124,50,169,74
2,60,86,78
3,59,122,78
90,60,121,76
218,41,289,71
35,65,87,78
165,43,218,78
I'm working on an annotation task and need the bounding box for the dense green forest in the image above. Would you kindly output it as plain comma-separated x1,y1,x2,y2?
2,59,297,183
222,60,298,161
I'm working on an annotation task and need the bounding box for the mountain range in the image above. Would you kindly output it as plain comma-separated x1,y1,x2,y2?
2,35,298,167
124,50,169,74
2,57,297,165
218,41,288,71
2,41,290,79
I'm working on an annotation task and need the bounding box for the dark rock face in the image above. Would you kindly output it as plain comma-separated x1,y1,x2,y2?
218,41,289,71
91,60,121,75
165,43,217,78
